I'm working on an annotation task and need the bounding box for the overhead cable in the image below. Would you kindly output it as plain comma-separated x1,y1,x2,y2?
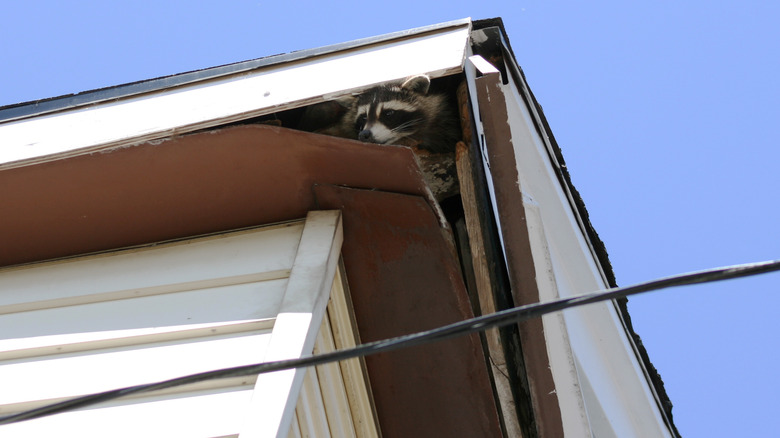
1,259,779,426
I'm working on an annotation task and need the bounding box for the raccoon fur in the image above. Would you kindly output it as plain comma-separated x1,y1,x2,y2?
338,75,460,154
298,75,461,200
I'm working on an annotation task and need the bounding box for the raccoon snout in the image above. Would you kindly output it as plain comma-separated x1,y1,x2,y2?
358,130,374,142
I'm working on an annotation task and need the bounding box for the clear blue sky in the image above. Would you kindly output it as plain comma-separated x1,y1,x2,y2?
3,1,779,436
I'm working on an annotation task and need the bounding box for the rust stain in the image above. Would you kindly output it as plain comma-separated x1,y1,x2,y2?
3,123,503,436
315,184,503,437
0,125,430,267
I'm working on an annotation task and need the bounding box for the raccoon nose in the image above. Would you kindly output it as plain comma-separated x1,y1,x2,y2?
358,129,373,142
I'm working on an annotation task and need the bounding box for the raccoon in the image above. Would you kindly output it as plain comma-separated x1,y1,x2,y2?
339,75,460,154
296,75,461,199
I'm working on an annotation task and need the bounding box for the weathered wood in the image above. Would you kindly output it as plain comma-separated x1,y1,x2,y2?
456,141,523,438
473,65,567,438
455,79,526,438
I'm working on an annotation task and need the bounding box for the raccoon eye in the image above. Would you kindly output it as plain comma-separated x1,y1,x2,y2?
383,110,395,117
355,114,366,131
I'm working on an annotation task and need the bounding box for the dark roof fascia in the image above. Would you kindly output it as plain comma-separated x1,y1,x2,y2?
0,18,472,124
472,19,681,437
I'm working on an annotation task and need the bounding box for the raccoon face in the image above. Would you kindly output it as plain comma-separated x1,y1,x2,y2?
354,101,425,144
351,75,432,145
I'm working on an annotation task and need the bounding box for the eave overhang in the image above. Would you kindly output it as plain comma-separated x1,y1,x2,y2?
0,125,438,267
0,125,504,437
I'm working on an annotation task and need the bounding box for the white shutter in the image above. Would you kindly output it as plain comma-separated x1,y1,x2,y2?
0,210,345,438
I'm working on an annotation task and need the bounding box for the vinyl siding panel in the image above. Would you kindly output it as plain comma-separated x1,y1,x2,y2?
0,211,373,438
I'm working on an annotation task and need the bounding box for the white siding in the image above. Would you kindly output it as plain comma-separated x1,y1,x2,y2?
0,211,370,438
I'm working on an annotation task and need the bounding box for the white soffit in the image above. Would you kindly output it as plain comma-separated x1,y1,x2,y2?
0,22,471,170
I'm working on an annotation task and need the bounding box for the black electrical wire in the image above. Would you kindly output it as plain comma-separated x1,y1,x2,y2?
2,259,779,426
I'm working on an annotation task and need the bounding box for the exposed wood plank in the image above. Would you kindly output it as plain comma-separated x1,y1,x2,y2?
457,76,539,438
471,60,565,437
456,140,523,438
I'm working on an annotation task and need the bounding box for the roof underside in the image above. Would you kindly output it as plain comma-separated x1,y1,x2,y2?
0,125,504,436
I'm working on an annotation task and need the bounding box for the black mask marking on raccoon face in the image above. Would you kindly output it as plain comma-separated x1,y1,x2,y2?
353,88,426,144
342,75,458,153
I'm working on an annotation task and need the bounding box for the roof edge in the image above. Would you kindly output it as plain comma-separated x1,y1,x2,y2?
0,18,472,124
473,21,680,437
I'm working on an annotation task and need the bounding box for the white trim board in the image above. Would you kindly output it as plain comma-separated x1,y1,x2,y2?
240,211,344,438
0,23,470,170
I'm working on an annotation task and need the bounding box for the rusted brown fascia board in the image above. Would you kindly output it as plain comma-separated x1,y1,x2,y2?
474,69,565,438
0,125,437,268
313,184,504,437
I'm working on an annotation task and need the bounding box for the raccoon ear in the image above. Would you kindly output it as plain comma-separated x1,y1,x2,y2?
401,75,431,95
